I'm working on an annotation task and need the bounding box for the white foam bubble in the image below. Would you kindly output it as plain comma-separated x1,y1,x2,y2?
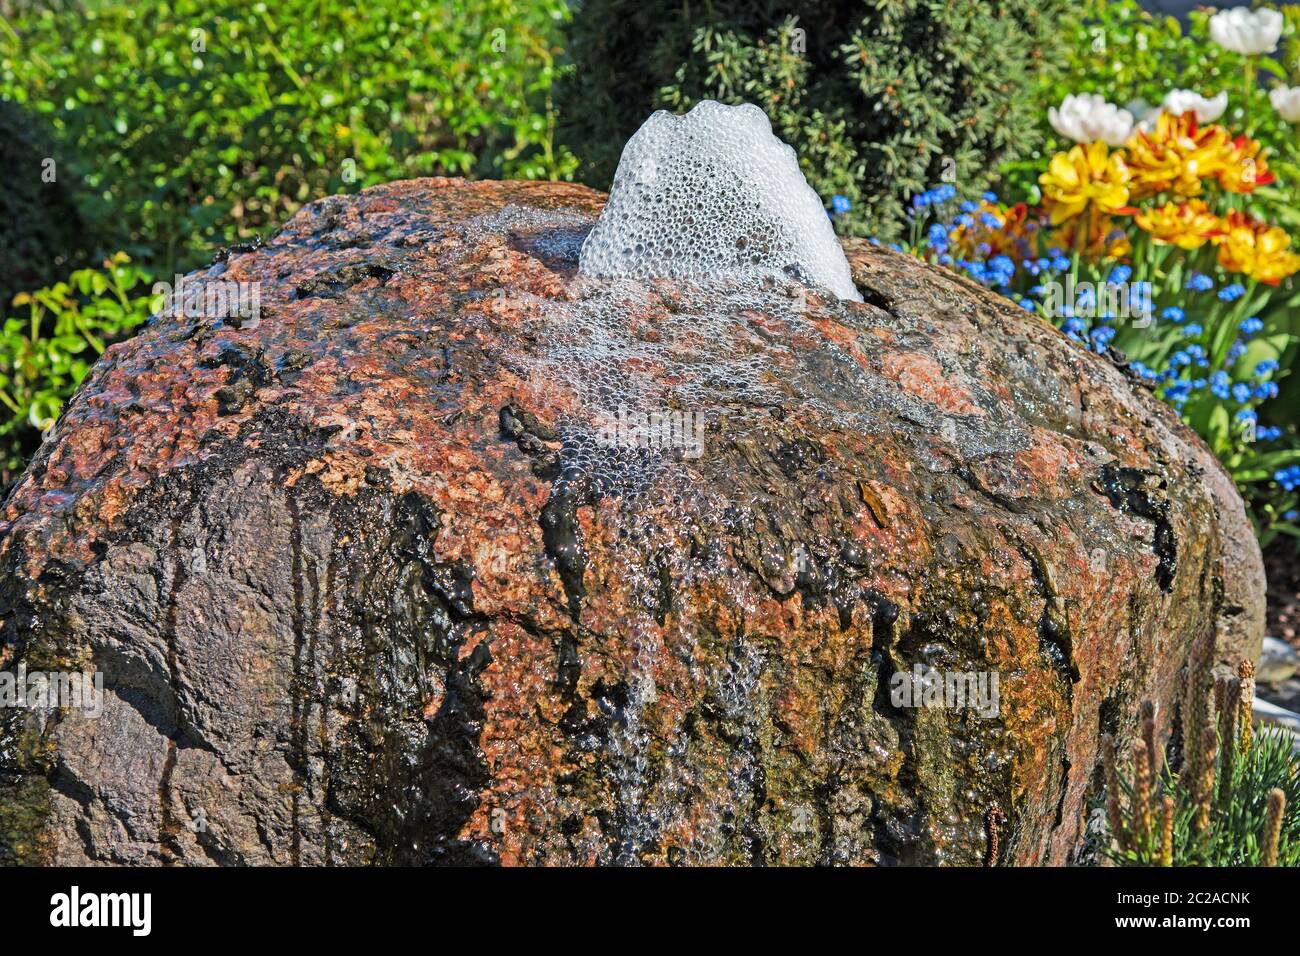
578,100,863,302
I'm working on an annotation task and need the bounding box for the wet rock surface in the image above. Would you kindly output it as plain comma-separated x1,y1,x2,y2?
0,178,1264,865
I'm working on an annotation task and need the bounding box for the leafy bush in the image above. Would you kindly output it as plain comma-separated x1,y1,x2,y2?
1099,637,1298,867
0,98,100,309
0,0,575,279
0,254,157,488
559,0,1068,241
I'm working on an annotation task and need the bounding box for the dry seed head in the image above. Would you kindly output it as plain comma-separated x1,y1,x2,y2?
1182,629,1215,783
984,806,1005,867
1132,737,1152,840
1140,699,1159,780
1263,788,1285,867
1160,795,1175,867
1238,659,1255,753
1215,676,1241,811
1216,675,1241,745
1194,724,1217,834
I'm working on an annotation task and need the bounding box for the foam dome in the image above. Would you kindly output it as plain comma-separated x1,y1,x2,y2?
579,101,863,302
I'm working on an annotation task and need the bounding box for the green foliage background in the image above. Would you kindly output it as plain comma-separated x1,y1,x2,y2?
0,98,99,309
1103,725,1300,866
0,0,575,281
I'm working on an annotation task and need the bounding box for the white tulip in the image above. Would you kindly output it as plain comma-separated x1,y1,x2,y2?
1160,89,1228,123
1048,93,1135,147
1209,6,1283,56
1270,86,1300,123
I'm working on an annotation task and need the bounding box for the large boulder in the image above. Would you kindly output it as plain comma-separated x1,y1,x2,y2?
0,178,1263,866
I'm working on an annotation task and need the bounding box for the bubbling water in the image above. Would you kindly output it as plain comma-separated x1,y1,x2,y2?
578,100,863,303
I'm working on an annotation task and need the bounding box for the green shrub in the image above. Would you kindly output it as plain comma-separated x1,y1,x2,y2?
559,0,1068,240
0,254,157,488
0,0,575,279
0,98,100,309
1100,635,1299,867
1105,722,1299,866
